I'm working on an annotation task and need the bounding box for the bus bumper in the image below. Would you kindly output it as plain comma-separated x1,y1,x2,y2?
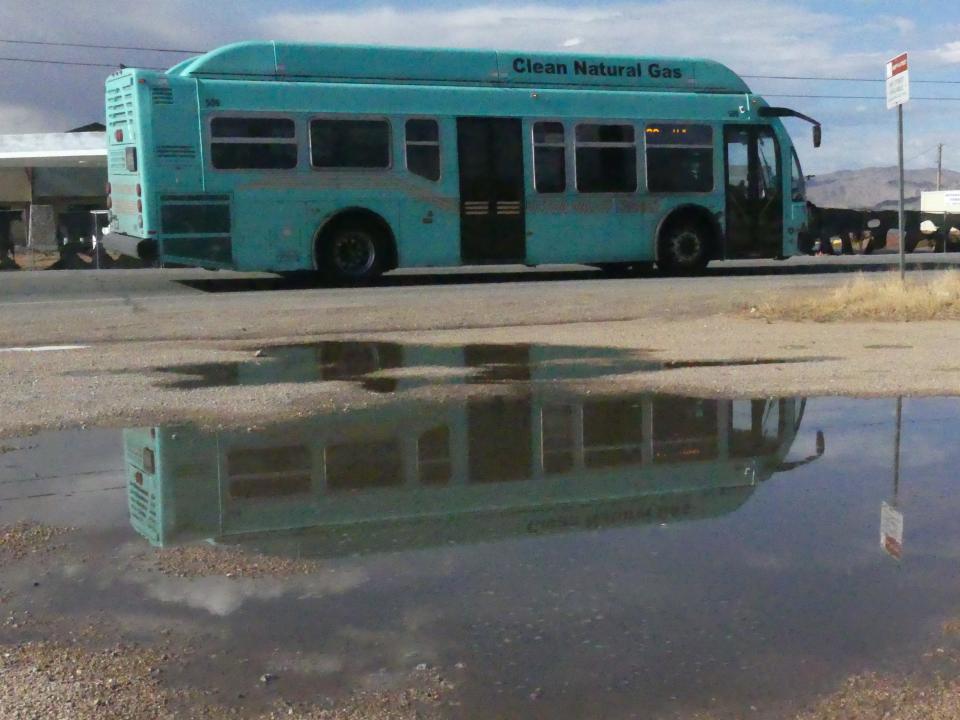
102,232,157,263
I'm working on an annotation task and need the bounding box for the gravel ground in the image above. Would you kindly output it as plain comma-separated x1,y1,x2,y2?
0,639,451,720
146,544,327,579
0,523,72,567
0,640,187,720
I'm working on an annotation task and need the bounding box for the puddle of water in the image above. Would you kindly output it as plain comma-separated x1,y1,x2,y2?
4,387,960,719
147,340,831,391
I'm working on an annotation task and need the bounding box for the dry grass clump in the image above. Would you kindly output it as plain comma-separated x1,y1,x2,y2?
754,270,960,322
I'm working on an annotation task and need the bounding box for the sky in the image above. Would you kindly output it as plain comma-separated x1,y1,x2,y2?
1,0,959,174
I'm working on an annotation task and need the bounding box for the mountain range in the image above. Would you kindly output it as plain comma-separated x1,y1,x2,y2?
806,166,960,211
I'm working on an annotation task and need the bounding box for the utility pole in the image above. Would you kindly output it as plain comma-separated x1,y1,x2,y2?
937,143,944,191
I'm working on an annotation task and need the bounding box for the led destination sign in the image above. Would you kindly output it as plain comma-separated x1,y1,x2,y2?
511,56,685,80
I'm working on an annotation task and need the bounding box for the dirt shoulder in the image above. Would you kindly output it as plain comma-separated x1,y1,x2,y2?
1,271,959,436
2,314,959,438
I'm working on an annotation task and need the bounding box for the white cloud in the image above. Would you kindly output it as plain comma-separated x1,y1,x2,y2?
0,0,953,171
259,1,855,76
934,40,960,63
0,102,69,134
138,567,369,616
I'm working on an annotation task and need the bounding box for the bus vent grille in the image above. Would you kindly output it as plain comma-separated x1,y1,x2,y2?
157,145,196,159
151,87,174,105
106,83,135,132
128,479,159,542
108,148,127,171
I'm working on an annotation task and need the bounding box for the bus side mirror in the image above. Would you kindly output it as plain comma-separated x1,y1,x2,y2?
813,125,822,148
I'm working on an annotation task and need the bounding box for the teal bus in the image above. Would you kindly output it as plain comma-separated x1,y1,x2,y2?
123,391,822,555
103,42,820,280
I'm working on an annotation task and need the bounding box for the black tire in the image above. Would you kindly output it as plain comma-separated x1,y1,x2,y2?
319,218,388,283
657,219,711,274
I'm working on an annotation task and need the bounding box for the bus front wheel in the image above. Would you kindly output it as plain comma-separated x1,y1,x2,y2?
319,219,388,283
657,219,711,274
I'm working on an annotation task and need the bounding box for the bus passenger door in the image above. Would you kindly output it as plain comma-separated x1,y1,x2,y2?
724,126,783,258
456,117,526,263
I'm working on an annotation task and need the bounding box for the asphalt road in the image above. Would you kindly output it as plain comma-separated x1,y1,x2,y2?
3,252,960,306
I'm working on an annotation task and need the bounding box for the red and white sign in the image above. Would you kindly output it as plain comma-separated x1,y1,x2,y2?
886,52,910,110
880,501,904,560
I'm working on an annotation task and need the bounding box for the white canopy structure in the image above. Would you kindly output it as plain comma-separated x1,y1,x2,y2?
0,130,108,249
0,132,106,168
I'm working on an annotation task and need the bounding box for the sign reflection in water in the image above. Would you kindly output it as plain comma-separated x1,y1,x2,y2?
123,393,823,557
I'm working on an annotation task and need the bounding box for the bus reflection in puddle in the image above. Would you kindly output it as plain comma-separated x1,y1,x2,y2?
124,393,823,557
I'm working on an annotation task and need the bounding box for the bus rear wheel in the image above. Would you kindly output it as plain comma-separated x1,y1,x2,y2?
319,219,388,284
657,219,711,274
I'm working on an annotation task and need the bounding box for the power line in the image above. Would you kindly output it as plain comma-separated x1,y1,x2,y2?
904,145,941,163
743,74,960,85
0,56,165,70
0,38,201,54
3,37,960,86
2,52,960,104
763,92,960,101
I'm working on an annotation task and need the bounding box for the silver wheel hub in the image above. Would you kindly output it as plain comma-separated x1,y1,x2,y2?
333,231,376,276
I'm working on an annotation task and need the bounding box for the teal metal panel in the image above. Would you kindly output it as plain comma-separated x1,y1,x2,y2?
175,42,749,95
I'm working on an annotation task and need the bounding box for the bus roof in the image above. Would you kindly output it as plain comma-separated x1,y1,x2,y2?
170,41,752,94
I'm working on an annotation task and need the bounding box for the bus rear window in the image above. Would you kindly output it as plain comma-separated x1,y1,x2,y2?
311,118,390,169
575,123,636,193
210,116,298,170
645,123,714,193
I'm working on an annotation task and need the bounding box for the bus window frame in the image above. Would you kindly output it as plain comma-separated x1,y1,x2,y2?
755,126,782,200
205,112,301,173
790,146,805,202
403,116,442,182
308,114,394,173
643,120,717,195
572,119,640,195
531,119,568,194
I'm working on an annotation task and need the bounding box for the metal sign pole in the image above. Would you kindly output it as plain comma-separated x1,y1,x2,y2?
898,105,905,280
887,52,909,280
893,395,902,502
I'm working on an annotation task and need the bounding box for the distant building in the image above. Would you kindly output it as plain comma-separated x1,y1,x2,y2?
0,124,107,249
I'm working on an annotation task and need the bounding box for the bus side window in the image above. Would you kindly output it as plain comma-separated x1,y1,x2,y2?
311,118,391,169
575,124,637,193
405,119,440,181
210,116,298,170
645,123,713,193
533,121,565,193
